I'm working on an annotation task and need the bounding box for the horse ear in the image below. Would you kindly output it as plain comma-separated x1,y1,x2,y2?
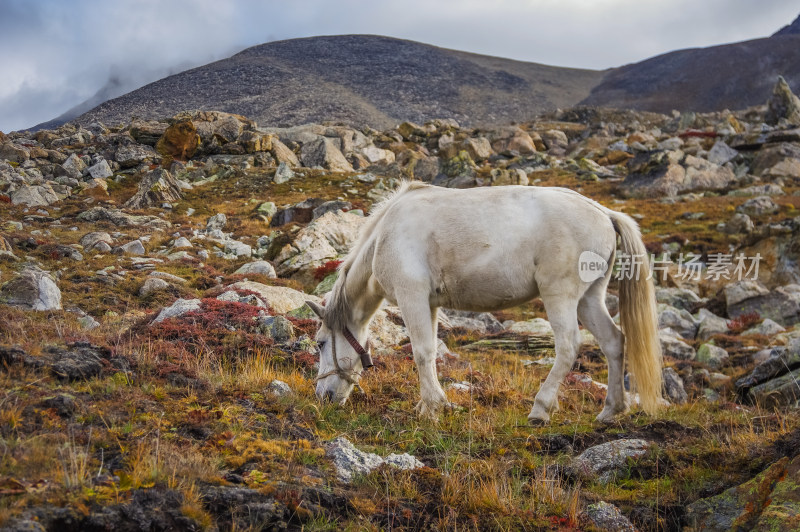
306,301,326,319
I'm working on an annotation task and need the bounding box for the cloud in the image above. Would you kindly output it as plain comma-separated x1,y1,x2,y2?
0,0,797,131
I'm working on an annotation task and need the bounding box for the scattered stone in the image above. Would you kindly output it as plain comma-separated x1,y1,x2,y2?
152,298,202,324
508,318,554,336
312,200,352,220
326,437,423,483
440,309,504,334
585,501,636,532
86,159,113,179
76,207,171,230
273,162,295,184
139,277,170,297
258,315,295,343
10,185,60,207
659,328,696,360
719,212,755,234
743,318,786,336
0,266,62,310
300,137,353,172
696,343,729,369
736,340,800,408
663,367,688,404
266,379,292,397
116,240,146,256
571,439,651,484
234,260,276,277
706,140,738,165
658,304,698,340
61,153,87,179
206,213,227,231
115,144,158,168
737,195,779,217
727,282,800,326
227,281,318,314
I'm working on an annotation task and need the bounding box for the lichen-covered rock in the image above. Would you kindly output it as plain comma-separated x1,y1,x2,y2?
155,119,200,164
571,439,651,484
727,283,800,327
696,343,729,369
658,304,698,340
765,75,800,126
585,501,636,532
736,340,800,408
226,281,318,314
300,137,353,172
685,456,798,531
659,328,696,360
736,196,779,217
77,207,171,230
10,184,60,207
115,144,158,168
663,367,688,404
234,260,276,277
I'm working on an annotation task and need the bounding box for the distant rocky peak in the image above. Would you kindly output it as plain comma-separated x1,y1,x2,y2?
773,13,800,37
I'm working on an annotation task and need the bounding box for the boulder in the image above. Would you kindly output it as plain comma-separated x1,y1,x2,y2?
540,129,569,155
622,150,736,198
751,142,800,179
695,309,730,341
10,184,60,207
570,439,651,484
152,298,202,324
61,153,87,179
765,75,800,126
326,436,423,483
312,200,352,220
0,142,30,163
86,159,113,180
361,144,395,165
139,277,170,297
658,304,698,340
743,318,786,336
300,137,353,172
508,318,554,336
258,315,295,343
114,144,158,168
706,140,738,165
585,501,636,532
124,168,182,209
736,196,779,217
736,340,800,408
225,281,317,314
0,266,62,311
459,137,493,161
274,210,366,278
719,212,754,234
270,138,300,167
155,120,199,163
116,240,146,256
130,120,168,145
234,260,276,278
655,287,702,311
77,207,171,230
266,379,292,397
440,309,504,334
727,283,800,326
686,456,800,531
490,127,537,155
273,162,294,184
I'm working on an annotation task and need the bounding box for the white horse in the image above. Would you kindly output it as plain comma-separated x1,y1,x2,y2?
307,182,662,424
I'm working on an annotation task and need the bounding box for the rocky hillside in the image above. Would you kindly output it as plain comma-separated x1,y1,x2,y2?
582,30,800,113
1,80,800,530
72,35,603,131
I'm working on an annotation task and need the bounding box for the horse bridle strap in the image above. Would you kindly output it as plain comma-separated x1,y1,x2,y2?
342,327,374,369
315,327,373,385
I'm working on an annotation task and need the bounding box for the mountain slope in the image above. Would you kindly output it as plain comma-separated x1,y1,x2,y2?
75,35,603,129
581,33,800,113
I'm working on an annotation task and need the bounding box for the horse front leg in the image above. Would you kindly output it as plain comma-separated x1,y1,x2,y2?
399,298,447,420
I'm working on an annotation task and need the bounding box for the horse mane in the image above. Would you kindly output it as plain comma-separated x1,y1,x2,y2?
324,181,429,331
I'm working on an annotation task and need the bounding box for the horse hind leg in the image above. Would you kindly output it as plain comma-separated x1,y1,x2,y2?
578,287,627,423
528,293,581,425
397,295,447,420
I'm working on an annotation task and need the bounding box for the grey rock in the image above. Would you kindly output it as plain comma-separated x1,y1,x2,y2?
696,343,729,369
225,281,313,314
585,501,636,532
61,153,87,179
10,184,60,207
116,240,145,256
695,309,730,341
152,298,202,324
258,315,295,343
736,196,779,216
326,436,423,483
266,379,292,397
509,318,554,336
706,140,738,165
765,75,800,125
234,260,276,277
114,144,157,168
79,231,113,251
273,161,295,184
224,240,252,258
728,183,784,197
659,328,696,360
206,213,227,231
0,266,62,310
171,237,192,249
655,287,703,311
312,200,352,220
727,283,800,327
720,212,755,234
76,207,171,230
743,318,786,336
139,277,170,297
658,304,698,340
300,137,353,172
441,309,504,334
86,159,113,179
571,439,651,484
124,168,182,209
663,367,688,404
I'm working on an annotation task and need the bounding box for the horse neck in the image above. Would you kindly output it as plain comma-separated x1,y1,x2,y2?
340,251,383,337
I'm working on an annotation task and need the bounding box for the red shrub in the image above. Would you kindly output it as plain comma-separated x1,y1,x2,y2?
313,260,342,281
727,311,761,334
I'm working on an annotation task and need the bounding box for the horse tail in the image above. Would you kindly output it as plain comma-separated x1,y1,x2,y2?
607,210,663,415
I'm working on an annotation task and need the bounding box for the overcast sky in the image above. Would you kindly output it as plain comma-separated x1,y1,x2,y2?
1,0,798,132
